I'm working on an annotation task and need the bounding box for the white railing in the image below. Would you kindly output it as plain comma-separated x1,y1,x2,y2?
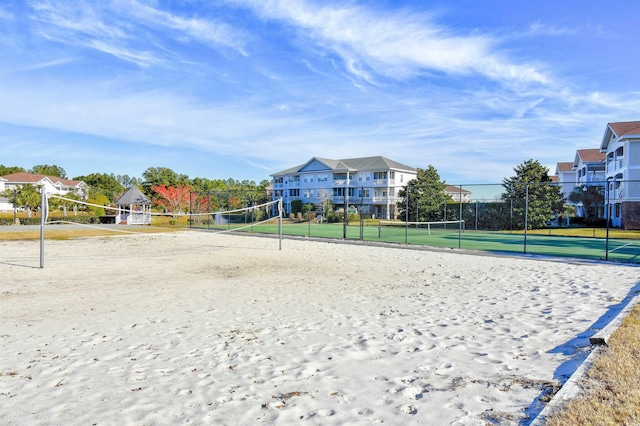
128,213,151,225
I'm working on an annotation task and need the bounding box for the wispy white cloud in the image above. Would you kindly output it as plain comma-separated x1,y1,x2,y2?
236,0,549,85
125,0,249,55
26,0,248,67
1,0,637,183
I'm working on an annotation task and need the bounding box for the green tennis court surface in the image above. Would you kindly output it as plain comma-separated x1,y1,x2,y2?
196,222,640,263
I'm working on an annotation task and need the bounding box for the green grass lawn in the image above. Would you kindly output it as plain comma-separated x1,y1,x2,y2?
195,221,640,263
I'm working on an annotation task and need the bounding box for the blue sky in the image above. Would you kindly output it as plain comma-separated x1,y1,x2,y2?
1,0,639,185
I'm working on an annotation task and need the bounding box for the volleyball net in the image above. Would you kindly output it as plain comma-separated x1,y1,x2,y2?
377,219,465,237
40,194,283,241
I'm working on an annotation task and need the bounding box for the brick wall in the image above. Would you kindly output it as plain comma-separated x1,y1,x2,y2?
622,201,640,230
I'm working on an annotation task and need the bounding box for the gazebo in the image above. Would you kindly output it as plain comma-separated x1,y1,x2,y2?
114,187,152,225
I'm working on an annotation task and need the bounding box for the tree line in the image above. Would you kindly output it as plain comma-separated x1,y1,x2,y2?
3,159,600,230
395,160,568,230
0,164,270,218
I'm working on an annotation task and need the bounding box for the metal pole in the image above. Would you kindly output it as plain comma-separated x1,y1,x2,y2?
405,188,409,244
189,191,193,228
360,186,364,240
13,189,17,224
510,198,513,234
278,198,283,250
605,178,611,260
40,186,45,268
524,184,529,254
343,172,349,239
475,201,478,231
458,186,462,249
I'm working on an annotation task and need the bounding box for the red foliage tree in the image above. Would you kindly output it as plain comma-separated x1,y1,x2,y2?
151,184,192,219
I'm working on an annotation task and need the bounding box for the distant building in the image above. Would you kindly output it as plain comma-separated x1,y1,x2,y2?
114,186,152,225
0,172,88,212
271,156,417,219
574,149,606,186
444,185,472,203
555,161,576,202
600,121,640,229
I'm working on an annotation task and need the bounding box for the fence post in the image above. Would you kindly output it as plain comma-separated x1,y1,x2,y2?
510,198,513,234
475,201,478,231
458,186,462,249
605,178,610,260
524,184,529,254
405,189,409,244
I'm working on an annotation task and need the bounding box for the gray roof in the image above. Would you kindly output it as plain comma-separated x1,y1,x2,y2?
115,187,151,205
272,156,416,176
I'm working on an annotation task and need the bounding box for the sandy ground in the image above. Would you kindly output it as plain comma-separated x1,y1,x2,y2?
1,231,638,425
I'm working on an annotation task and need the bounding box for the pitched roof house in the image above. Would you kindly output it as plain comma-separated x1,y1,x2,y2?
600,120,640,229
0,172,88,211
573,149,606,185
555,162,576,205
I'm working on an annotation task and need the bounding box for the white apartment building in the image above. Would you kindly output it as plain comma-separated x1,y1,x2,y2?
554,161,576,202
600,121,640,229
444,185,472,203
574,149,606,185
271,156,417,219
0,172,88,211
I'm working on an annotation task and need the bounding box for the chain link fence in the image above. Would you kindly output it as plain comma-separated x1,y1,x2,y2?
190,181,640,263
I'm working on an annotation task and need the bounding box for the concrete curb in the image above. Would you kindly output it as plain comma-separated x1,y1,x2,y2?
529,345,605,426
529,293,640,425
590,294,640,345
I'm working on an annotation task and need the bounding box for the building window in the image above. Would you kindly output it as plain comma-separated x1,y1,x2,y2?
358,189,370,198
333,188,344,197
615,204,621,218
374,171,387,180
389,171,395,179
289,189,300,197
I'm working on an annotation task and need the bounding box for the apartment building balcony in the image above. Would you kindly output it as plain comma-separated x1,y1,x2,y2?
606,158,625,174
373,179,396,186
578,174,605,185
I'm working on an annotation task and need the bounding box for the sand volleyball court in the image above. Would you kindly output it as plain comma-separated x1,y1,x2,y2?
1,232,638,425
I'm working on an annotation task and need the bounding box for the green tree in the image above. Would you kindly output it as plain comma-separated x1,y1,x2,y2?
501,159,564,229
74,173,124,201
13,184,41,218
114,174,141,189
57,192,83,216
142,167,190,197
290,199,303,215
30,164,67,178
568,185,605,224
0,165,25,175
397,165,448,222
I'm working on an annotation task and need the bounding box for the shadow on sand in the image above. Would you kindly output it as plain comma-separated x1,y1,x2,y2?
522,281,640,425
